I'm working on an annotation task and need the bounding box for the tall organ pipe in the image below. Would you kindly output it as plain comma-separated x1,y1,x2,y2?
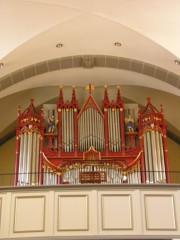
26,132,32,184
146,131,154,182
151,131,159,182
18,134,24,184
143,133,150,183
78,107,105,152
155,131,163,181
31,132,37,184
159,134,166,181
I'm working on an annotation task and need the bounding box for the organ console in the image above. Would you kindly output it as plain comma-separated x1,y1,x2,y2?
14,85,170,186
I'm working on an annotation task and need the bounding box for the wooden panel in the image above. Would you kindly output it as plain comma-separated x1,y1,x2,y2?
57,195,89,231
144,194,176,230
101,194,133,230
13,196,45,233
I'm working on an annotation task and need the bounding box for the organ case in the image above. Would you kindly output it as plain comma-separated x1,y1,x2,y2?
14,85,170,185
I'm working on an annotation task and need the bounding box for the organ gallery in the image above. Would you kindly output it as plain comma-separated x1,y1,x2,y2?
14,85,170,185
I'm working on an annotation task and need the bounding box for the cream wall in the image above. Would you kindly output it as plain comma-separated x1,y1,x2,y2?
168,138,180,183
0,138,15,185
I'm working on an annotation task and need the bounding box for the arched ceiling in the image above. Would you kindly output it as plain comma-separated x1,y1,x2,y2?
0,0,179,144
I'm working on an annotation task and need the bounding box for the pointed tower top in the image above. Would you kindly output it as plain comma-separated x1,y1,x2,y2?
18,105,21,116
22,99,40,115
141,97,160,114
102,84,110,108
58,85,64,107
116,85,123,108
71,86,78,108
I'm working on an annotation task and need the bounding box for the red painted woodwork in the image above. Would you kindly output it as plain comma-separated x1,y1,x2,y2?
14,86,170,184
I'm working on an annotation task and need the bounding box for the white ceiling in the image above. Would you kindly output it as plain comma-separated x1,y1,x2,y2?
0,0,180,142
0,0,180,96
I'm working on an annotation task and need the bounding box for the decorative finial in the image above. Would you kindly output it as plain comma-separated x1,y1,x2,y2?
30,98,34,104
18,105,21,116
160,104,164,113
86,84,94,95
147,97,151,103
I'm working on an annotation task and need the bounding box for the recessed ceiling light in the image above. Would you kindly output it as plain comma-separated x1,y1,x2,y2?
174,60,180,65
0,63,4,68
114,42,122,47
56,43,63,48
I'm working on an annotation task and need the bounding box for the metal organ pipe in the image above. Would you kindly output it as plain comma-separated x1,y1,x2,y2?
143,129,166,183
31,132,37,184
26,131,32,184
116,109,121,151
61,166,124,184
18,134,24,184
78,107,105,152
61,108,74,152
35,133,40,184
151,131,159,182
143,133,150,183
107,108,121,152
17,130,40,185
146,131,154,183
22,132,28,183
155,131,163,181
112,110,117,151
43,168,57,185
159,133,166,181
108,108,112,151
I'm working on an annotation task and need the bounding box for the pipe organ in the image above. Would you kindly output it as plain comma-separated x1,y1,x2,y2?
14,85,170,186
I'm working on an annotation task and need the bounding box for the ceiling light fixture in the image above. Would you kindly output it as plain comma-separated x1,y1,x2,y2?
174,60,180,66
56,43,63,48
114,42,122,47
0,63,4,68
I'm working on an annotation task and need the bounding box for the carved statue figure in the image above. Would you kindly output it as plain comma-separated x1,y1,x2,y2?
125,115,134,132
48,115,55,133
